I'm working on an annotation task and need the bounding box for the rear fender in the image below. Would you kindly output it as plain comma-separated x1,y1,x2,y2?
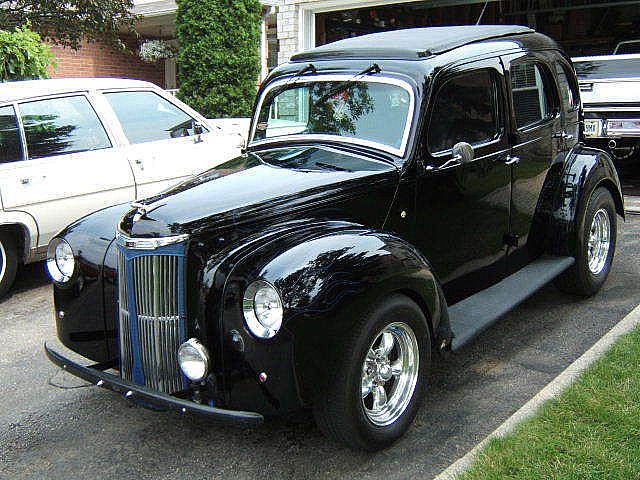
549,145,624,256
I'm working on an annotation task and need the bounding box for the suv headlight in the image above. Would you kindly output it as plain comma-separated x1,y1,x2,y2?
243,280,283,338
46,238,75,283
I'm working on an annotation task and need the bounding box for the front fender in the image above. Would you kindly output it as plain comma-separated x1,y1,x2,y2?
214,224,445,413
550,144,624,256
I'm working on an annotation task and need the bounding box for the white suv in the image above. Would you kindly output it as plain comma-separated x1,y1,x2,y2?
0,78,244,295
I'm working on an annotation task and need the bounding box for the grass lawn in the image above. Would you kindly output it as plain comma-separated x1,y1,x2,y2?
459,327,640,480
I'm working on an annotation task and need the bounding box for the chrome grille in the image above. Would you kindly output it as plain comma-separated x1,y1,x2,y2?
118,251,184,393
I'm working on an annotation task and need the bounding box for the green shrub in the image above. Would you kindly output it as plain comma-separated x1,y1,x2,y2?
0,26,55,81
176,0,262,118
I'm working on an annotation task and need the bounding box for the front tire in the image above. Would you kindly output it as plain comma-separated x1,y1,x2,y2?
0,231,18,298
555,187,617,296
313,294,430,451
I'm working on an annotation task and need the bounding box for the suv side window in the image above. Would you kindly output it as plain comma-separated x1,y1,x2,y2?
554,61,580,111
509,62,553,129
104,91,204,144
0,105,24,163
20,95,111,160
428,69,501,153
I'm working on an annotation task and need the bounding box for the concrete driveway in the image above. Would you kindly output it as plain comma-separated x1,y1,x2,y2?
2,216,639,480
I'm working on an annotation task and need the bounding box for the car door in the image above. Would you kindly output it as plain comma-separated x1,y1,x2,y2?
0,94,136,248
501,53,563,273
100,89,240,200
413,58,512,304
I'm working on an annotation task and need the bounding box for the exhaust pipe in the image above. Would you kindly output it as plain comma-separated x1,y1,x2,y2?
608,139,617,149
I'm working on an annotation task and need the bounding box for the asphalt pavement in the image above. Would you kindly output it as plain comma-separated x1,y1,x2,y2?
1,215,639,480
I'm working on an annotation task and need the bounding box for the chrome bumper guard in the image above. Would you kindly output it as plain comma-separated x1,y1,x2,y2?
44,342,264,426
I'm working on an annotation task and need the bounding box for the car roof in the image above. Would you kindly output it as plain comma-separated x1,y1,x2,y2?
573,53,640,62
0,78,158,103
291,25,535,62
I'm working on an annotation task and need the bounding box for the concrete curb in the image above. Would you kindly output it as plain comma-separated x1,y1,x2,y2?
434,302,640,480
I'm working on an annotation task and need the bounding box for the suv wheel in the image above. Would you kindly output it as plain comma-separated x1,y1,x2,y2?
313,294,430,451
555,187,617,296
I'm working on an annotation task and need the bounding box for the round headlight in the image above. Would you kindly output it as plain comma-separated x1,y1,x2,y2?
243,280,283,339
46,238,75,283
178,338,210,381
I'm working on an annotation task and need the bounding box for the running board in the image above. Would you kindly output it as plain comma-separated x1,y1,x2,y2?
449,255,575,351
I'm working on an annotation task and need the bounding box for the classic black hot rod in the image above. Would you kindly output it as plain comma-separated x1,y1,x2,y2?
45,26,624,451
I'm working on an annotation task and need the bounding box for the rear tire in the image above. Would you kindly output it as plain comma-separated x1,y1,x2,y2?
313,294,430,451
555,187,617,296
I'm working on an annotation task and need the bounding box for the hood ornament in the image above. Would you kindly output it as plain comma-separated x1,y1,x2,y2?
130,201,164,223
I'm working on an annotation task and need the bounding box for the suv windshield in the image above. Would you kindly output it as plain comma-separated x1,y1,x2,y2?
251,77,413,155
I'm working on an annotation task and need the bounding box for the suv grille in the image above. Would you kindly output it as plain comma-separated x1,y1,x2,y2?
117,239,187,394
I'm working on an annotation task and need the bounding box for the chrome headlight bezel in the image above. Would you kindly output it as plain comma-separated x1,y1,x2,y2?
46,237,75,284
243,280,283,339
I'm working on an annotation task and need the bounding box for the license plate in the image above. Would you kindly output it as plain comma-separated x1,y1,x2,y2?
583,119,601,137
607,119,640,136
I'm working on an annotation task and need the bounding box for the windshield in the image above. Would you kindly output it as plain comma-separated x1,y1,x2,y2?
251,77,413,155
574,56,640,80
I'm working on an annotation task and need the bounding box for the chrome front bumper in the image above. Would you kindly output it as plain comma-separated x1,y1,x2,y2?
44,342,264,426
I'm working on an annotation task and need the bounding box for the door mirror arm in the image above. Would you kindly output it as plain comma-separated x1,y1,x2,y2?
193,122,205,143
424,142,474,172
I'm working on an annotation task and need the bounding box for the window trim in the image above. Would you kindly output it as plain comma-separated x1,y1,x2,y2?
0,103,27,164
554,59,580,113
101,89,206,145
17,93,113,161
427,67,505,157
508,60,559,132
248,74,416,157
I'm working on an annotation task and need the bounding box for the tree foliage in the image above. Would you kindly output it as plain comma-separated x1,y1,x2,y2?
0,26,55,81
0,0,137,49
176,0,262,118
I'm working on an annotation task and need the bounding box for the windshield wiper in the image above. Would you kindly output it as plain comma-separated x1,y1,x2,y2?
315,161,352,172
283,63,317,88
314,63,382,106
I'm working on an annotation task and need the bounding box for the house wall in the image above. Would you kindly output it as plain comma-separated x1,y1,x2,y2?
49,35,165,87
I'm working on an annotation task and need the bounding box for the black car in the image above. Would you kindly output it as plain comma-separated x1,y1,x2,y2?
45,25,624,451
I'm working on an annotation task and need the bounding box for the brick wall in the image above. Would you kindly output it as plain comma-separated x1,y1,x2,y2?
49,35,165,87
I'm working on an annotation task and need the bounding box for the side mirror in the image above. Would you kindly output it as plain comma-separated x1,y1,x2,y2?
452,142,474,164
193,122,204,143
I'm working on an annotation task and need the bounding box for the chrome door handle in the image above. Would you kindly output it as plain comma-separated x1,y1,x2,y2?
505,156,520,166
131,158,144,171
20,177,31,185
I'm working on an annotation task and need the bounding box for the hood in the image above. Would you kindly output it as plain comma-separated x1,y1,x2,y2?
119,145,399,238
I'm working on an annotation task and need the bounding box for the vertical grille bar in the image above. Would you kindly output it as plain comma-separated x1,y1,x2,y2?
117,249,185,394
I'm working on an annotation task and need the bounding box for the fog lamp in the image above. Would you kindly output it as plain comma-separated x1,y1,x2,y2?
178,338,210,381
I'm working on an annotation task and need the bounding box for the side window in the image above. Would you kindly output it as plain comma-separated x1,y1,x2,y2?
20,96,111,160
104,91,203,144
428,69,501,153
554,61,580,111
509,62,553,129
0,105,24,163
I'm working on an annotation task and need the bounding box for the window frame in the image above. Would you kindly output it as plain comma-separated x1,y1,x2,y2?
16,93,113,161
507,59,559,132
248,74,417,158
554,58,580,113
427,67,505,158
100,88,207,145
0,103,27,164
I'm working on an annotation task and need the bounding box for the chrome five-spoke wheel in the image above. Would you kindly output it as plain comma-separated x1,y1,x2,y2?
361,322,419,426
587,208,611,275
